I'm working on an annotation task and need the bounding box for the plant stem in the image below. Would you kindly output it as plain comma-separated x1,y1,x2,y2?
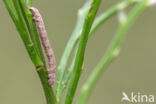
56,0,135,101
11,0,42,66
57,0,93,82
56,0,93,102
3,0,55,104
3,0,18,27
18,1,55,104
19,0,46,67
65,0,101,104
77,0,148,104
37,67,56,104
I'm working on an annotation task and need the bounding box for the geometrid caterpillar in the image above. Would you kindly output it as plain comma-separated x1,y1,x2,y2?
29,7,56,85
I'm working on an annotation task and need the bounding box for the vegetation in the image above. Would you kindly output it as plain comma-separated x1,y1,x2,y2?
3,0,155,104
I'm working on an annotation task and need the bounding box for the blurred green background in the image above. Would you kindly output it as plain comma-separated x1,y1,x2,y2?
0,0,156,104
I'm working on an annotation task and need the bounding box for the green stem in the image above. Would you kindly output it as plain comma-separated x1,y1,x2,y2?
19,0,46,67
12,0,31,44
3,0,18,27
18,1,55,104
56,0,93,102
3,0,55,104
65,0,101,104
77,0,148,104
37,67,56,104
57,0,93,83
56,0,135,101
11,0,42,66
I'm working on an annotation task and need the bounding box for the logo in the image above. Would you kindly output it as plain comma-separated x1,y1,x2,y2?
121,92,155,103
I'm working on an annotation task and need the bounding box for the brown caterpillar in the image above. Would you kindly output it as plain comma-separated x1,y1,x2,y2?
29,7,56,85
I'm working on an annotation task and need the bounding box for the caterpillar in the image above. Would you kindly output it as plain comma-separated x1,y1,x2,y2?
29,7,56,85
